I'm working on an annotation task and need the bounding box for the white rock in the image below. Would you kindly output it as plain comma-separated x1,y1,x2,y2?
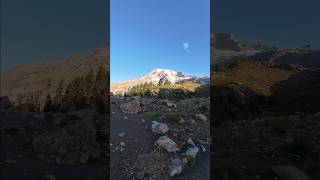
44,174,56,180
190,119,196,124
200,145,207,152
120,141,125,147
169,158,183,176
195,114,207,122
5,159,16,164
151,121,169,135
179,118,186,124
155,136,180,152
166,102,177,108
118,132,126,138
184,147,199,158
187,138,196,147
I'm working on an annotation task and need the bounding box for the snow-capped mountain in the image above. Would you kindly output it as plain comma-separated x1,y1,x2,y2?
141,68,195,84
110,68,209,94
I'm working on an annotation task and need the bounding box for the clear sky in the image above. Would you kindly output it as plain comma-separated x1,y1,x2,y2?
212,0,320,48
1,0,109,69
111,0,210,83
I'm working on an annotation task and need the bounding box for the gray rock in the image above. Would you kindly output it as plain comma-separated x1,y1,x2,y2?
120,97,141,114
272,165,309,180
5,159,17,165
195,114,207,122
33,119,100,165
187,138,196,147
44,174,56,180
151,121,169,135
179,118,186,124
184,147,199,158
155,136,180,152
169,158,183,176
166,102,177,108
118,132,126,138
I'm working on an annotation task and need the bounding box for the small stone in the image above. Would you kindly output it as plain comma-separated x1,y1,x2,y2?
195,114,207,122
200,145,207,152
179,118,186,124
44,174,56,180
79,154,89,164
118,132,126,138
187,138,196,147
166,102,177,108
155,136,180,152
5,159,16,165
124,116,128,119
184,147,199,158
151,121,169,135
182,157,188,165
169,158,183,176
120,141,126,147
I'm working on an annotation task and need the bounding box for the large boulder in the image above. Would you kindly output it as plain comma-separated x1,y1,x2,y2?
32,119,101,165
158,88,191,100
120,96,141,114
155,136,180,152
213,83,264,123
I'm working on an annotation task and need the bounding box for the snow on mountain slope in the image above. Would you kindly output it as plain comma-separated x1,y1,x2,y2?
111,68,208,94
142,68,194,84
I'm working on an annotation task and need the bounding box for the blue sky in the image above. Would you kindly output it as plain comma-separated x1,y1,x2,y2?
111,0,210,83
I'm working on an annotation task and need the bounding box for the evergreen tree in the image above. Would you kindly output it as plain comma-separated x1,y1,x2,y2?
54,80,64,108
94,64,109,114
85,69,95,106
63,77,87,111
43,94,52,112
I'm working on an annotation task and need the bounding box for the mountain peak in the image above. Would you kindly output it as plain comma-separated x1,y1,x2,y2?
144,68,193,83
111,68,209,94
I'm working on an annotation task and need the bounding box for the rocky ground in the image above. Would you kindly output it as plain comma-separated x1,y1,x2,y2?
0,101,109,180
213,113,320,180
110,95,210,180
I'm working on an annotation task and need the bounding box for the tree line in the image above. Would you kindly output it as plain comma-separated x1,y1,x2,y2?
124,77,172,97
19,64,109,114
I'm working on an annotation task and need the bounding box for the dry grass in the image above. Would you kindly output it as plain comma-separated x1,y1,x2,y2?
213,61,295,96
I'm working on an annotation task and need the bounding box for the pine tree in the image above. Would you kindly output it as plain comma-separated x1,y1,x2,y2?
54,80,64,107
85,69,95,106
63,77,87,110
43,94,52,112
94,64,109,114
